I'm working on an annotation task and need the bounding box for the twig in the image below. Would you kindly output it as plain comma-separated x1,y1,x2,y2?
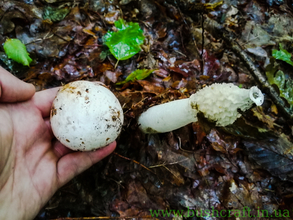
113,153,166,185
113,152,155,174
123,96,148,115
148,158,189,168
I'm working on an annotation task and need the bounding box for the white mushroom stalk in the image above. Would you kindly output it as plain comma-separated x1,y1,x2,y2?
138,83,264,134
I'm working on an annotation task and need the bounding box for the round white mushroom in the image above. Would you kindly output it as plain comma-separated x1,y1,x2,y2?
50,81,123,151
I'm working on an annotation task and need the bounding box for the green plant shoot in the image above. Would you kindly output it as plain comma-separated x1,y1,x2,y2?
272,45,293,66
266,63,293,107
3,39,32,66
116,69,154,85
103,19,145,61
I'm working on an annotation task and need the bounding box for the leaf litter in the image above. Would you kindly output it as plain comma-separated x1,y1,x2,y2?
2,0,293,219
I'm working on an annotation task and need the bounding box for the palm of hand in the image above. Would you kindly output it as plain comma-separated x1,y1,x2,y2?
0,71,116,220
0,97,58,219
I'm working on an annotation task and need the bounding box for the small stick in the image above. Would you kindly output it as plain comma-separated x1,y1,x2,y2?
113,152,155,174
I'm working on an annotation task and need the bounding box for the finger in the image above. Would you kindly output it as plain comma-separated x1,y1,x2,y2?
52,140,73,158
56,142,116,187
32,87,60,117
44,118,52,134
0,66,35,102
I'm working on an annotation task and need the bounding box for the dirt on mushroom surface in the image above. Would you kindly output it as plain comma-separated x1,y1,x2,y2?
2,0,293,219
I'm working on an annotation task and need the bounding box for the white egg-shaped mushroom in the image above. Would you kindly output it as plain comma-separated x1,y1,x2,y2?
50,81,123,151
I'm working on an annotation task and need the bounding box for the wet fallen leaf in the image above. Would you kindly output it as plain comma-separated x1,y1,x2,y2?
3,38,32,66
266,62,293,107
272,45,293,66
116,69,154,85
43,6,70,22
243,133,293,182
251,107,276,129
103,19,145,61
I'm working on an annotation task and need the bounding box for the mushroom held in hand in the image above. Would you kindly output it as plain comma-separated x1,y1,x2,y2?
138,83,264,133
50,81,123,151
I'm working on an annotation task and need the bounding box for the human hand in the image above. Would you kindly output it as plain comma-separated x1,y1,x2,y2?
0,67,116,220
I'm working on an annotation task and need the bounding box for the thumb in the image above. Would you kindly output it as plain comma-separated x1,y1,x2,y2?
0,66,35,102
56,142,116,187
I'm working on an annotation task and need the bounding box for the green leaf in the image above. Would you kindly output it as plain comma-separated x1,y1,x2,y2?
114,19,127,30
272,48,293,66
43,6,70,22
116,69,154,85
3,39,32,66
103,19,145,61
266,63,293,107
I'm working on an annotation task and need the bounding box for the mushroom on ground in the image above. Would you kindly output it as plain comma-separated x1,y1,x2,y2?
138,83,264,133
50,81,123,151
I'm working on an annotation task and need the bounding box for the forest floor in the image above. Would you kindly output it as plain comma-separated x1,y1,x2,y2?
2,0,293,219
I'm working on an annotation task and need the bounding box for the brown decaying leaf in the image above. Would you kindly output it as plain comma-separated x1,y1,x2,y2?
192,122,206,145
243,133,293,182
251,107,276,130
